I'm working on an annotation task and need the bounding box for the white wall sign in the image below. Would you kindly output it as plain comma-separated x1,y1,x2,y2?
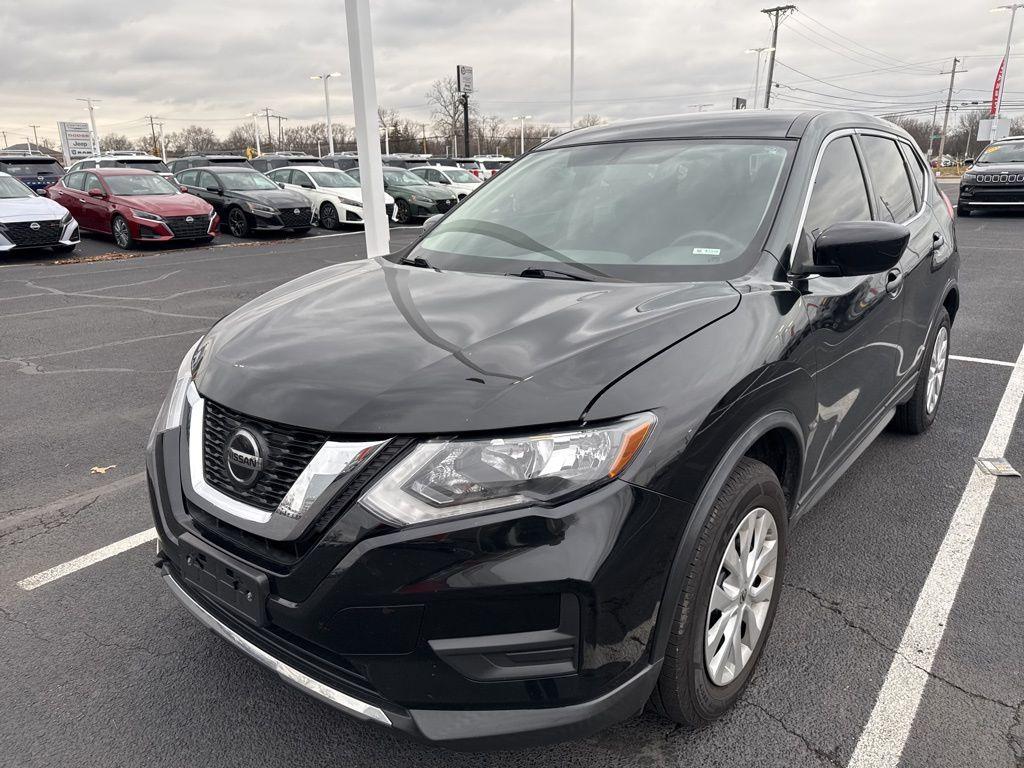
978,118,1011,143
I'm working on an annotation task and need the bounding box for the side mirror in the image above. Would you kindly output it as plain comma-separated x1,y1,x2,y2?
422,214,444,233
277,182,285,189
36,189,48,196
88,187,105,198
205,185,221,194
180,185,189,193
810,221,909,277
437,177,451,184
964,157,974,165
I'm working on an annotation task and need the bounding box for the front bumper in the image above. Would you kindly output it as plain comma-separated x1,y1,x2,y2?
0,217,80,251
250,207,313,231
132,215,217,242
147,418,686,749
958,182,1024,209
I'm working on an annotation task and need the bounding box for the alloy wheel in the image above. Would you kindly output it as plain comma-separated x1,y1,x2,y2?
229,209,248,238
396,200,411,224
320,203,338,230
705,506,779,687
926,325,949,415
113,217,131,248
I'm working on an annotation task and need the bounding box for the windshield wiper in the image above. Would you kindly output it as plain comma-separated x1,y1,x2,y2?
399,255,440,271
508,267,594,282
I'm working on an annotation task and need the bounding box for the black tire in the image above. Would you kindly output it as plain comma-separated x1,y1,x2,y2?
395,199,413,225
956,202,971,217
650,457,788,727
227,207,250,238
319,202,340,230
111,214,133,249
892,309,951,434
51,243,76,254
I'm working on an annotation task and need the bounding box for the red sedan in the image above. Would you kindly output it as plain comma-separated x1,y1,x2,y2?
48,167,218,249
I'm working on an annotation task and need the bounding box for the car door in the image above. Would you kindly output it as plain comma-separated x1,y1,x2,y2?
865,136,952,392
196,171,227,213
797,134,906,479
79,172,109,232
53,172,85,220
291,170,320,207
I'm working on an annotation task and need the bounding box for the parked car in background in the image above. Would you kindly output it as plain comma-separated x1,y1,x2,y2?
0,151,64,192
431,156,512,179
957,136,1024,216
67,153,175,180
148,111,959,749
168,155,252,174
265,165,395,229
348,166,458,223
176,166,311,237
409,165,482,199
49,168,217,249
249,153,323,173
0,171,78,254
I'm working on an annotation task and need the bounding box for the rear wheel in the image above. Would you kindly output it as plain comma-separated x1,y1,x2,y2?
650,458,787,727
892,309,950,434
227,207,250,238
319,202,340,230
395,199,412,225
111,215,133,249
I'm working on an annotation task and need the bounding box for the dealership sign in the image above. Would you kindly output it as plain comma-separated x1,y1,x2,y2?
57,121,93,164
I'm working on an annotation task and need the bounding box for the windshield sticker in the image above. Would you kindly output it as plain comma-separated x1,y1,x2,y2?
983,146,999,154
693,247,722,256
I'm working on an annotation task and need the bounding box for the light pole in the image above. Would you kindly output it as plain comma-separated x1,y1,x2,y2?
77,98,101,155
157,122,166,162
513,115,532,154
744,47,775,108
569,0,575,129
991,4,1024,120
29,124,40,151
310,72,342,155
249,112,262,156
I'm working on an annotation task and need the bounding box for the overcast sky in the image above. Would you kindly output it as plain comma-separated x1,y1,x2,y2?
1,0,1022,146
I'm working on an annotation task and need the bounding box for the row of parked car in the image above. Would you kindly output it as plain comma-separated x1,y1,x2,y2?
0,149,504,255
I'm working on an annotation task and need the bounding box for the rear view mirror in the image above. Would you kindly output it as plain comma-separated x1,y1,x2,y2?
87,187,105,198
810,221,909,277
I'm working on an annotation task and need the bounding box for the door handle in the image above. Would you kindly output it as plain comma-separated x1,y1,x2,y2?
885,268,904,298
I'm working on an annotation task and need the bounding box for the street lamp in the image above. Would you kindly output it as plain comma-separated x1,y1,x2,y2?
513,115,533,154
744,47,775,109
569,0,575,129
249,112,262,156
310,72,343,155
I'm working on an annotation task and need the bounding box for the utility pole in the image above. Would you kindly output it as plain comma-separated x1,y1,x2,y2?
461,93,470,160
569,0,575,128
260,107,274,149
760,5,796,109
29,125,40,151
145,115,159,156
77,98,101,154
274,115,288,148
250,112,262,156
421,123,428,153
937,57,963,163
157,122,166,162
927,104,939,161
1,131,6,148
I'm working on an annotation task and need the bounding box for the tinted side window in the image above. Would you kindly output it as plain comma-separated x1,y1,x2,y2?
178,170,197,186
899,142,927,206
83,173,102,192
198,171,218,189
64,172,85,190
860,136,916,223
804,136,872,238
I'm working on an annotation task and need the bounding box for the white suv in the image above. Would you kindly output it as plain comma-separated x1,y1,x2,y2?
67,153,174,180
409,165,483,199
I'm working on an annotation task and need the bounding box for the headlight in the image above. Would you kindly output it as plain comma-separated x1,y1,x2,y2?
248,202,277,214
962,174,976,182
409,195,419,203
150,337,206,439
338,196,362,207
361,413,655,526
131,208,164,222
60,211,73,226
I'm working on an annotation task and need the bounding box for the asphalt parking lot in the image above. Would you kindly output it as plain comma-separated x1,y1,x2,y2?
1,182,1023,767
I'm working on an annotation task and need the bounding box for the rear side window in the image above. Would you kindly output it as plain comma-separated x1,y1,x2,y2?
178,170,197,186
859,136,917,223
64,172,86,190
804,136,872,238
899,142,928,205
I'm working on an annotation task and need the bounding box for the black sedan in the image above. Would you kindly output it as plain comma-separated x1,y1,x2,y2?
175,166,312,237
148,110,958,750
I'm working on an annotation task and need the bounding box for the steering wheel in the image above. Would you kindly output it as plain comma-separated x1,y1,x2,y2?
668,230,745,253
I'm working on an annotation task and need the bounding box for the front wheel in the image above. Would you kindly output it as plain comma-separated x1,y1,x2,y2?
395,199,413,225
650,457,787,727
892,309,950,434
111,214,133,249
319,202,340,230
227,207,250,238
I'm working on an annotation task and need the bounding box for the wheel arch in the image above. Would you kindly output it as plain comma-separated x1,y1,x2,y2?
943,284,959,325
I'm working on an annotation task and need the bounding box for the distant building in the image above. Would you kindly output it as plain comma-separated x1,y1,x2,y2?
1,142,64,161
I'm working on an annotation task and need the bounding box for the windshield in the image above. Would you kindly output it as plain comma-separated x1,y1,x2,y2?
0,160,63,176
402,139,791,282
310,170,358,188
118,159,171,173
0,176,33,198
444,168,480,183
384,169,426,186
976,142,1024,164
217,171,279,190
105,174,179,196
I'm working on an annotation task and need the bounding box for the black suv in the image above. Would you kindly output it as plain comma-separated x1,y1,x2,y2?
175,166,312,237
168,154,252,174
249,153,323,173
957,136,1024,215
148,111,958,750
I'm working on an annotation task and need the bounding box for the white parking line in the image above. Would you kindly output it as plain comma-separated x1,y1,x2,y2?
16,528,157,591
848,337,1024,768
950,353,1018,368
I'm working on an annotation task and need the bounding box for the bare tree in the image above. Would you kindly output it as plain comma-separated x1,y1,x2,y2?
427,76,474,154
573,113,605,129
100,133,134,152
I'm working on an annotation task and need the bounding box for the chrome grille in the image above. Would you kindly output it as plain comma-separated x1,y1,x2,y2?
2,219,62,247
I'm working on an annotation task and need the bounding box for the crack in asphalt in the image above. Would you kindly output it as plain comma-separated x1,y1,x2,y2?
0,606,174,661
743,701,844,767
1008,700,1024,768
0,496,100,547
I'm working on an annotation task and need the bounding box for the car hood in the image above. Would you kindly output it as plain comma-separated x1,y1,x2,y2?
0,195,67,222
117,194,212,216
226,188,309,208
195,260,741,434
966,163,1024,176
393,184,455,201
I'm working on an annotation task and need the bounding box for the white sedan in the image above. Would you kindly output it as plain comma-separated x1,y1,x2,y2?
265,165,395,229
0,172,79,254
409,165,482,199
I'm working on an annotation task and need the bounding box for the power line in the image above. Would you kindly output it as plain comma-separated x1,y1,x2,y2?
762,5,797,108
794,9,933,72
774,60,945,98
786,19,896,71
